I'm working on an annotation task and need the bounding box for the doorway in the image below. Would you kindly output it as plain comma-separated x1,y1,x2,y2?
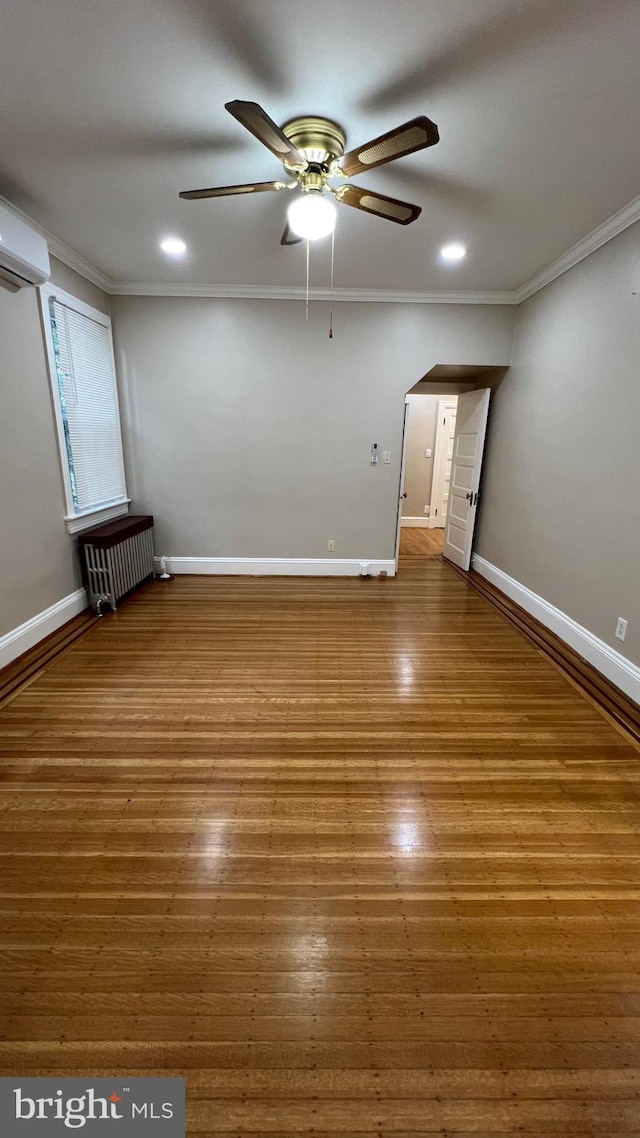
396,375,501,573
398,391,460,535
399,527,445,558
429,399,458,530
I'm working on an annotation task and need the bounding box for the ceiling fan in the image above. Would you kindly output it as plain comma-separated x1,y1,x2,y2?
179,100,439,245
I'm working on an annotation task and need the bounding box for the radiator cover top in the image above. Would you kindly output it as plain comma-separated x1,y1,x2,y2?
79,515,154,613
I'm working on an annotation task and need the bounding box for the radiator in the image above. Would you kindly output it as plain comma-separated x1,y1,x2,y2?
78,515,155,614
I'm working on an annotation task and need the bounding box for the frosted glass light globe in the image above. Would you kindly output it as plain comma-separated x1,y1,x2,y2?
287,192,337,240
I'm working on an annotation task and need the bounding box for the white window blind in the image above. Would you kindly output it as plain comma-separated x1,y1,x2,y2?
48,296,126,515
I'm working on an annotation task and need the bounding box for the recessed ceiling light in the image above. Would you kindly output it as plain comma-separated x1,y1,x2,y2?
160,236,187,255
440,242,466,262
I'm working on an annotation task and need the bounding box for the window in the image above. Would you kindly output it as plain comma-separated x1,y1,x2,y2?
40,284,129,533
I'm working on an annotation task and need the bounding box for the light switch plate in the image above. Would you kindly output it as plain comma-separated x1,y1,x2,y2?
615,617,628,641
383,451,391,464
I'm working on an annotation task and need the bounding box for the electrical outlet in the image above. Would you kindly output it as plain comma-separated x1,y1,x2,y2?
615,617,628,642
424,505,430,515
327,540,335,552
425,448,432,459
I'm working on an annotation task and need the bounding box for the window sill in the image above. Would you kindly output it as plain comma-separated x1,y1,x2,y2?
65,500,131,535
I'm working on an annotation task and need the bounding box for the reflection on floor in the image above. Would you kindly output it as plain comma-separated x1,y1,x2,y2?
399,526,445,557
0,555,638,1133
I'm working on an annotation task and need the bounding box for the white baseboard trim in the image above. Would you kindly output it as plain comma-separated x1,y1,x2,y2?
165,557,396,578
0,588,87,670
401,517,430,528
472,555,640,704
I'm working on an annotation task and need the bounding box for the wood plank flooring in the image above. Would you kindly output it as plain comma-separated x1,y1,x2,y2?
1,552,639,1135
399,527,445,557
0,608,97,711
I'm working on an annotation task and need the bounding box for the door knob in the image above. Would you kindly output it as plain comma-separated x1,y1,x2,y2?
465,491,472,501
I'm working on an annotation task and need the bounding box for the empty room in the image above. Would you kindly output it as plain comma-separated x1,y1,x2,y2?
1,1,640,1135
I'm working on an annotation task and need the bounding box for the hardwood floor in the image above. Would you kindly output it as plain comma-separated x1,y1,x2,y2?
1,552,639,1135
399,526,445,557
0,609,98,711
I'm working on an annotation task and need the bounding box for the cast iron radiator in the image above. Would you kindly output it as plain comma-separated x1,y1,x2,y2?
78,515,155,613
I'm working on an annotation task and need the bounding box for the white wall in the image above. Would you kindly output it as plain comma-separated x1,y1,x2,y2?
475,221,640,667
111,296,514,564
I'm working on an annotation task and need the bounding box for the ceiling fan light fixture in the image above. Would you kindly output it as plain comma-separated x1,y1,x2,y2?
287,191,337,241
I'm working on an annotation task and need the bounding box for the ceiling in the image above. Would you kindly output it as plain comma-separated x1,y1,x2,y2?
1,0,639,294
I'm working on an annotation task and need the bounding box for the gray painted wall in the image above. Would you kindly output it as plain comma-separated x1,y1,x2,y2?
111,296,514,562
0,257,110,638
475,221,640,666
49,258,111,315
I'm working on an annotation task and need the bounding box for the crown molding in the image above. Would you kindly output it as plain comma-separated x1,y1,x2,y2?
514,192,640,303
3,192,639,307
0,194,114,293
46,233,113,293
108,282,517,304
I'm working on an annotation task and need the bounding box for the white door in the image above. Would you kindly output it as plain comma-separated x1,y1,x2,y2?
429,400,457,528
394,401,410,569
443,389,491,570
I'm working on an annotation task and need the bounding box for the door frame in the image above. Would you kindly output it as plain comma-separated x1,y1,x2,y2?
394,399,410,571
428,399,458,529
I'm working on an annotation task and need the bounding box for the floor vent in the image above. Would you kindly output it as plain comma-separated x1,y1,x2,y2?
78,515,154,613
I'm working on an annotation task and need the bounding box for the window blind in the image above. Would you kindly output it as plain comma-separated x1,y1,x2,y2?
49,298,126,513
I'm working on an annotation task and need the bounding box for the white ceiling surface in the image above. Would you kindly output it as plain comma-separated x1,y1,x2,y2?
1,0,639,292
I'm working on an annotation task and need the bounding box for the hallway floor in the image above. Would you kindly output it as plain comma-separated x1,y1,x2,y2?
1,554,639,1134
399,527,445,557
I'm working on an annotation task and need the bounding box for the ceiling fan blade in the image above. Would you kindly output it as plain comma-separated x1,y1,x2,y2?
225,100,306,168
179,180,286,200
335,184,421,225
338,116,439,177
280,224,303,246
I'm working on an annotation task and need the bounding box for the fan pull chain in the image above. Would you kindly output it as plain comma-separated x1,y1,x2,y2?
305,239,310,322
329,226,335,339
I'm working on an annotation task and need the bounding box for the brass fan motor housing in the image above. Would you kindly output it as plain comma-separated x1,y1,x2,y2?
281,116,346,172
179,101,436,230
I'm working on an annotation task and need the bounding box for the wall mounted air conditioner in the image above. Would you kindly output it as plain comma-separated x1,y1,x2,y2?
0,203,50,288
